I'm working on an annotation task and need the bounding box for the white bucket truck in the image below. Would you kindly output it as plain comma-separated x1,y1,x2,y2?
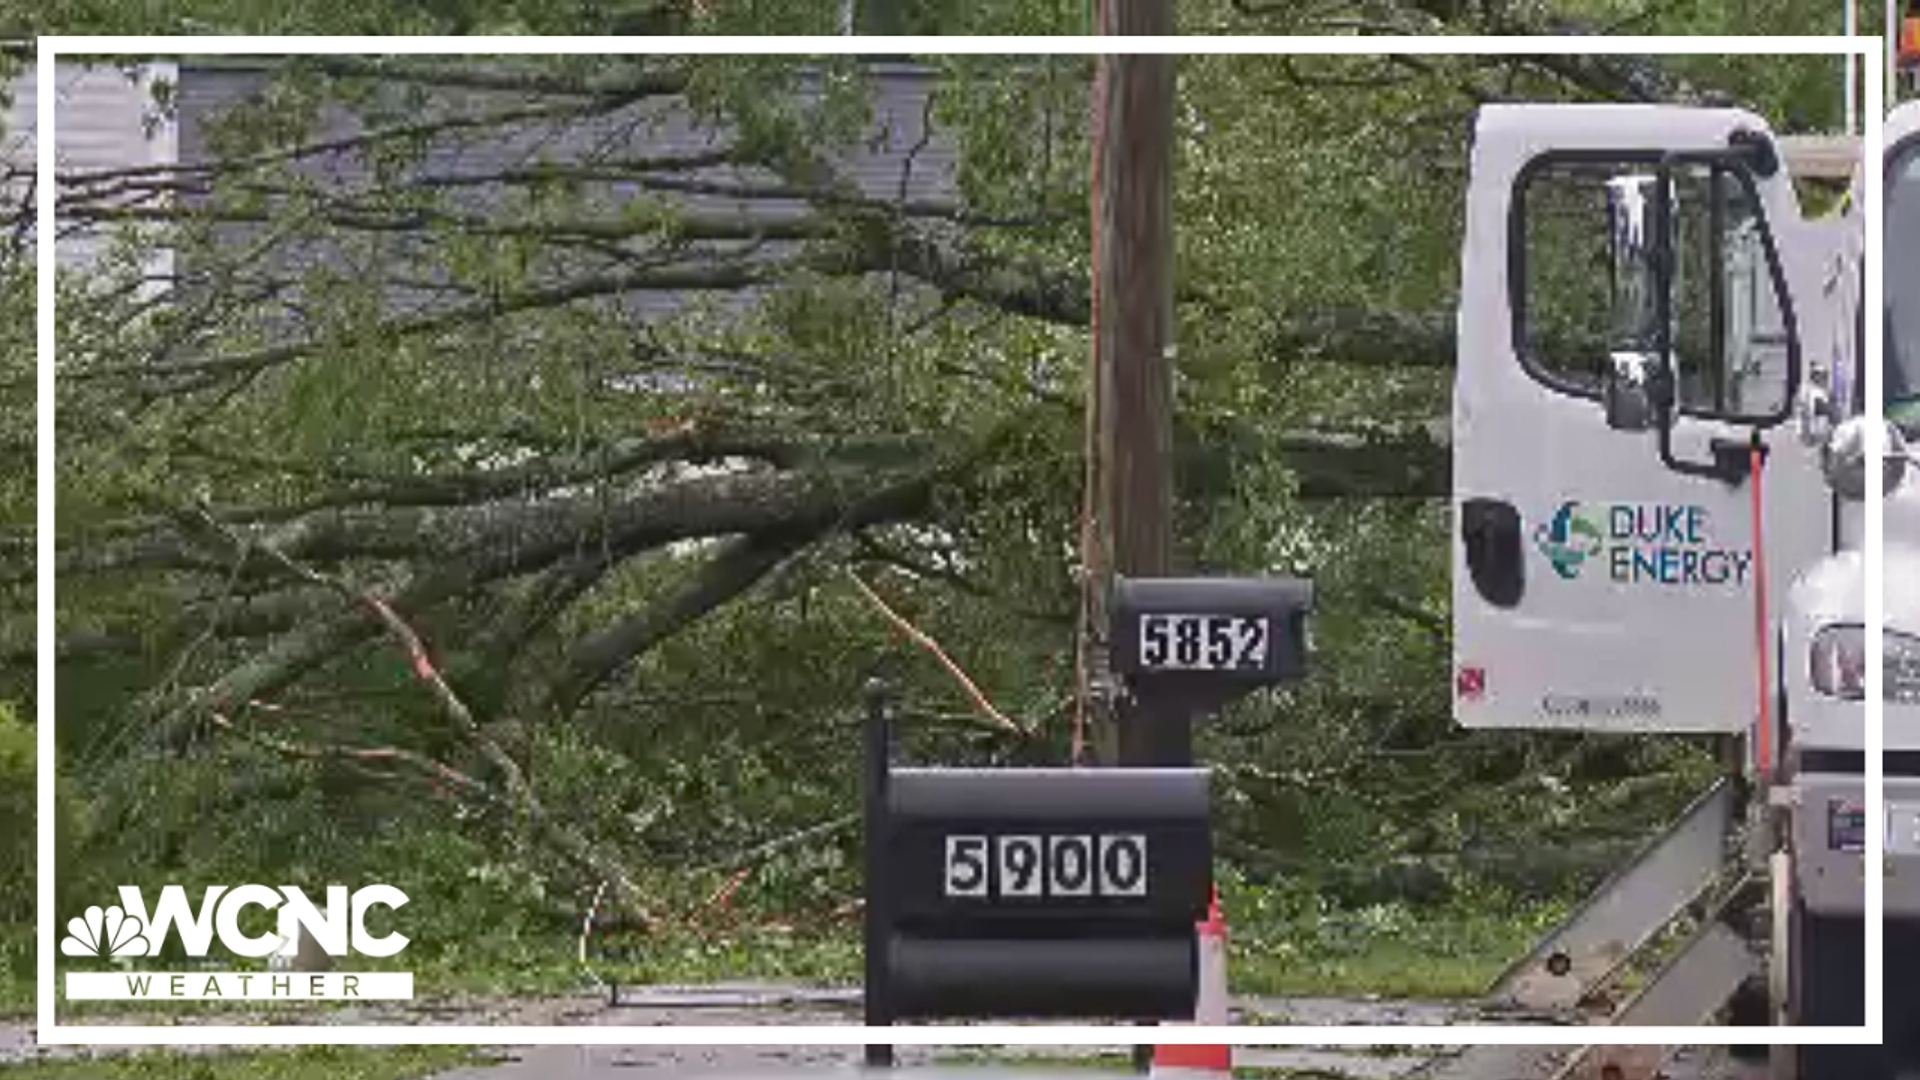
1446,102,1899,1078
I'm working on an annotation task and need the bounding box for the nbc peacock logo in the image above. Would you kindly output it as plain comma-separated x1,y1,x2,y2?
1534,501,1603,580
60,905,148,959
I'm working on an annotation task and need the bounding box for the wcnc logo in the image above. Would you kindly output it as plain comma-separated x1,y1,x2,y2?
61,885,413,1002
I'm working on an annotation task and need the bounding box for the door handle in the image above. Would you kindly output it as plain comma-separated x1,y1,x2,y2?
1461,497,1524,609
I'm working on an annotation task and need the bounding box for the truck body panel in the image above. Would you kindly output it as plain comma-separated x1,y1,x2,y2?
1455,104,1842,735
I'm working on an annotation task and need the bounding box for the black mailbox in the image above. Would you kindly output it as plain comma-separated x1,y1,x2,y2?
1110,576,1313,717
884,768,1211,930
863,689,1211,1029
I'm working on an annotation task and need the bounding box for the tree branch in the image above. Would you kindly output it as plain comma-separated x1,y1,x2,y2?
57,89,683,187
1265,307,1453,370
61,462,933,581
194,507,661,926
549,529,818,716
845,568,1030,736
1277,423,1449,500
139,464,938,743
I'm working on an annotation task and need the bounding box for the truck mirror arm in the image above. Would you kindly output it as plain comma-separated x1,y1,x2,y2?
1653,402,1761,486
1644,154,1770,488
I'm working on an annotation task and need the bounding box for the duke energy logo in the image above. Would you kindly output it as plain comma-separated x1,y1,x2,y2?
1534,500,1753,587
1534,502,1603,579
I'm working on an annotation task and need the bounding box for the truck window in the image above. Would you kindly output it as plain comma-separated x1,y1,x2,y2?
1890,138,1920,436
1515,156,1792,423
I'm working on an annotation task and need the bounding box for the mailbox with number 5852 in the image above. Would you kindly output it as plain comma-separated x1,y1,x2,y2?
1111,576,1314,717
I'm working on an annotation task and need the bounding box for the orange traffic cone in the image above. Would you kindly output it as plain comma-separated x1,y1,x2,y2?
1152,886,1232,1076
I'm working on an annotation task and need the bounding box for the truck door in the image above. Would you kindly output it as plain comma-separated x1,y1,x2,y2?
1454,105,1835,733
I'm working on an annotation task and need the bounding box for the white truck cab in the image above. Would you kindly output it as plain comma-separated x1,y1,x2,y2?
1451,101,1890,1075
1880,103,1920,747
1456,104,1852,739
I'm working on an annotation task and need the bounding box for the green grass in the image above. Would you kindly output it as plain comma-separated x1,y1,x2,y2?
1228,912,1541,1000
1233,943,1498,1001
570,887,1550,1004
565,927,862,990
430,904,1537,1004
1,917,32,1019
1218,877,1567,1001
0,972,29,1019
0,1046,494,1078
422,925,863,996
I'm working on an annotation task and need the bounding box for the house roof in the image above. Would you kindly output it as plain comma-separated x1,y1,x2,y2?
159,60,964,330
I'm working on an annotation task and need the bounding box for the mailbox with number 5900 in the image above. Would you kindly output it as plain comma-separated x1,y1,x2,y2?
884,767,1210,930
863,688,1212,1024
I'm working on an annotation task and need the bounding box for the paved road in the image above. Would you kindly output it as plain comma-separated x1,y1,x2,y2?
415,1043,1764,1080
0,985,1774,1078
424,1045,1439,1079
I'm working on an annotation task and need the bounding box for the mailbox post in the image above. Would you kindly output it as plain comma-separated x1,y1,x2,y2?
863,680,897,1069
861,576,1311,1062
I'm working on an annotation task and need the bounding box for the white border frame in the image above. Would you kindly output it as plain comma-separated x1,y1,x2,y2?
35,33,1883,1048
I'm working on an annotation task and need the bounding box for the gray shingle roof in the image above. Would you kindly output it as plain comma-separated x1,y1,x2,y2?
163,60,960,331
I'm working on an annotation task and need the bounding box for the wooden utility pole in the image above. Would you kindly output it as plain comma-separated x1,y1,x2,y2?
1083,0,1180,767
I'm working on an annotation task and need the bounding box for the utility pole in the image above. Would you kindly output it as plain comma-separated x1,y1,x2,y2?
852,0,910,33
1084,0,1180,767
1892,0,1901,107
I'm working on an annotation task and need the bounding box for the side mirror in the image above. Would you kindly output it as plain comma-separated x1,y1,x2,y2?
1604,351,1659,431
1602,174,1674,432
1794,375,1835,447
1821,416,1909,500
